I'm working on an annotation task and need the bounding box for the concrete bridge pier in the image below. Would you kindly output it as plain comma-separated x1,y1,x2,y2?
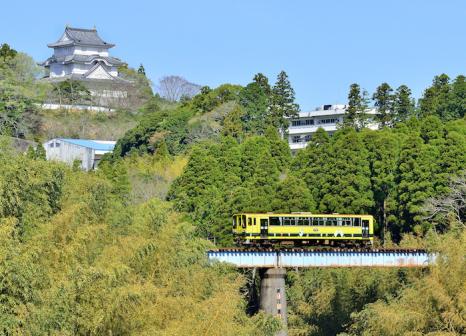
259,268,287,336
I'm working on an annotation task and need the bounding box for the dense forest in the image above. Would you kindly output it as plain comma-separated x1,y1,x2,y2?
0,43,465,335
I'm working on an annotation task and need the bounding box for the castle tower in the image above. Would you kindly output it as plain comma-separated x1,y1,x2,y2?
41,26,126,81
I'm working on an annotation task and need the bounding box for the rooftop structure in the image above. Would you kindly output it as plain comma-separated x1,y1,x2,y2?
41,26,126,81
287,104,378,151
44,138,116,171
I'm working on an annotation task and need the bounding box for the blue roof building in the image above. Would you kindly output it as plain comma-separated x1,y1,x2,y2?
44,138,116,171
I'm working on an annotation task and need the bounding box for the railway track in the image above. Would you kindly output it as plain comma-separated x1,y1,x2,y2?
210,247,428,253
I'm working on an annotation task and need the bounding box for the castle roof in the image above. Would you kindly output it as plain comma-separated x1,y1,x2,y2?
41,54,125,67
48,27,115,48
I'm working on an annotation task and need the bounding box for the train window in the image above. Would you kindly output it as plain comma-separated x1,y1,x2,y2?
242,215,246,228
254,218,257,225
297,217,304,226
270,217,280,226
354,218,361,226
248,218,252,226
327,218,336,226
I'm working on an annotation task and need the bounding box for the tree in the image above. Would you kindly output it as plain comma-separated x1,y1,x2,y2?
239,73,271,134
51,80,91,105
0,51,46,137
292,127,331,208
391,135,436,237
372,82,394,127
272,175,315,212
343,83,366,129
393,85,415,123
137,63,146,76
449,75,466,120
222,104,245,139
0,43,17,63
419,73,453,120
319,129,373,214
158,75,201,102
268,71,300,130
362,130,399,242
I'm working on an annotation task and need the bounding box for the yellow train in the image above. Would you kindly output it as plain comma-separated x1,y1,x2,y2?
232,213,374,247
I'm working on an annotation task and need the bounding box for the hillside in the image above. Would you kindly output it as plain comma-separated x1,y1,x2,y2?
0,43,465,335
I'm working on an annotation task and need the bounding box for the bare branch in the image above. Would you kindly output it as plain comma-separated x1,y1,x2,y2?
158,75,201,102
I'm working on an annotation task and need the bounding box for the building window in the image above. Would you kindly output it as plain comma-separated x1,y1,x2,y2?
318,118,338,124
292,136,302,143
304,135,311,142
291,119,314,127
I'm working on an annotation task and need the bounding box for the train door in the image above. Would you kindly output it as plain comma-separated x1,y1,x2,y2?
260,218,269,238
362,219,369,238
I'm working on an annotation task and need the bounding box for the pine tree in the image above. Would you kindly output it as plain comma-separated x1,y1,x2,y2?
319,129,373,214
393,85,415,123
272,175,315,212
392,135,436,238
344,83,362,129
268,71,300,131
419,74,452,120
362,130,399,241
357,89,371,129
372,83,394,127
292,127,331,209
449,75,466,120
137,64,146,76
264,126,291,171
222,104,245,139
238,73,271,134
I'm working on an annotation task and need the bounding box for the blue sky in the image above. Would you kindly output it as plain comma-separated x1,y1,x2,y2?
2,0,465,110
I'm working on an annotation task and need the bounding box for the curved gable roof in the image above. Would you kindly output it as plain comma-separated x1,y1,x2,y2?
48,27,115,48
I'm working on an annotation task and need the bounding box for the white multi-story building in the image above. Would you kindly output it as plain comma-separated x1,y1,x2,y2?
41,26,125,80
287,104,378,151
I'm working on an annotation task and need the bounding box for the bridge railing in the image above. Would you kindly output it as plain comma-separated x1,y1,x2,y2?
207,249,436,268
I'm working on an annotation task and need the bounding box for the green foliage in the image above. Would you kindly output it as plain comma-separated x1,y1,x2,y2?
51,79,92,105
191,84,242,114
272,175,315,212
419,73,466,120
137,63,146,75
344,83,368,129
393,84,415,123
222,104,245,139
319,129,374,213
168,134,291,245
373,82,394,127
268,71,300,130
239,73,271,134
0,43,17,63
0,144,274,335
287,267,414,336
346,230,466,336
0,50,46,138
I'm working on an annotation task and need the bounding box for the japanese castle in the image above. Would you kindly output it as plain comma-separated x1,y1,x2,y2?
41,26,126,81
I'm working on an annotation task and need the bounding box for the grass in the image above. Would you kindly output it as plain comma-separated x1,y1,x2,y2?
38,108,139,141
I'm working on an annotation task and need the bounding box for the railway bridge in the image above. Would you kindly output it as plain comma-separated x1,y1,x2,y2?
208,248,436,336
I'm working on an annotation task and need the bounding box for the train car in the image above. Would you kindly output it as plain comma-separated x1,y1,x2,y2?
232,213,374,247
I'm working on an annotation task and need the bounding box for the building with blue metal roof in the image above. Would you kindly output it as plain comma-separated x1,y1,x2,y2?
44,138,116,171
